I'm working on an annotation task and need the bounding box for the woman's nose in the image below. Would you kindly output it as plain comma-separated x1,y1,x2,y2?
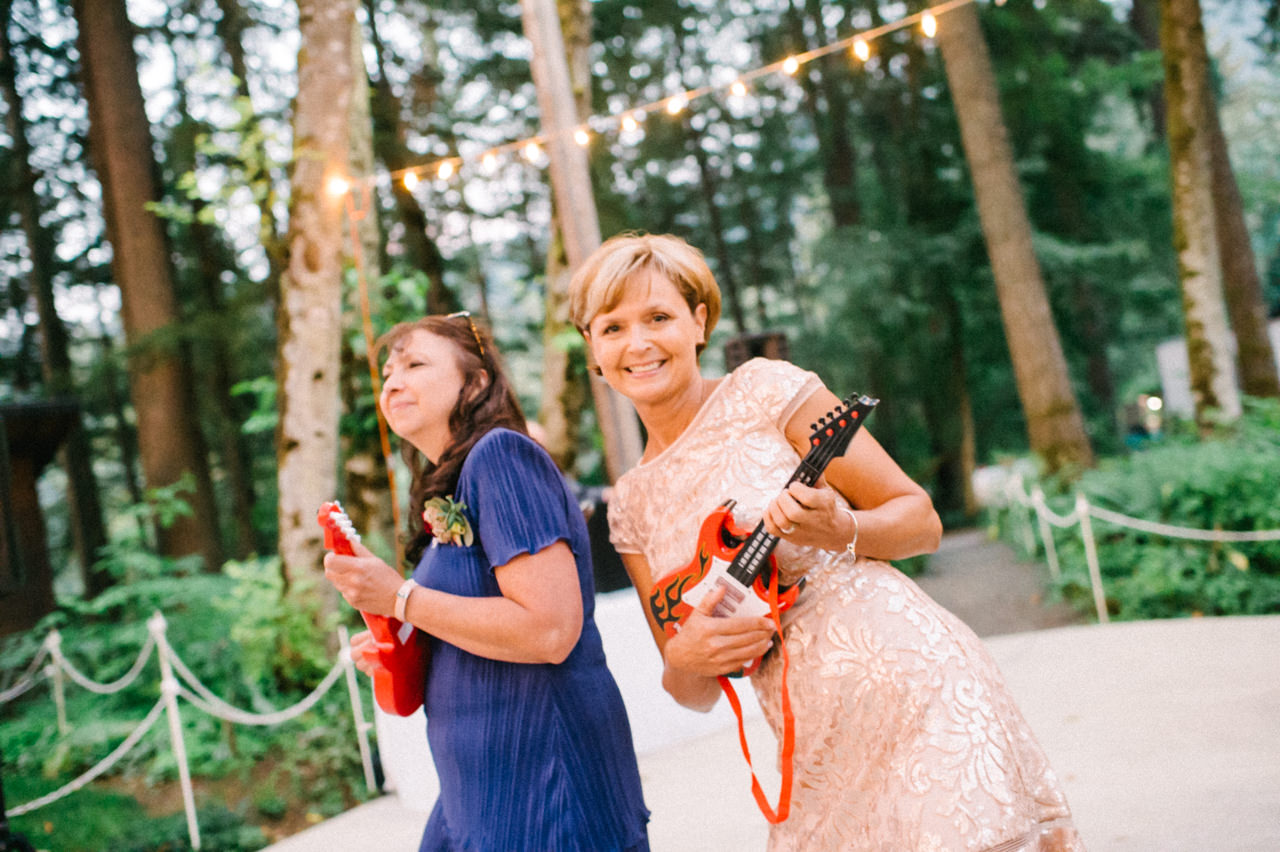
626,324,652,349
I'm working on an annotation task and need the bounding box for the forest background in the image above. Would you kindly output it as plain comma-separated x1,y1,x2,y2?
1,0,1279,849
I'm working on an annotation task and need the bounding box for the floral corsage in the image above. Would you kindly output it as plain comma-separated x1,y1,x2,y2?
423,496,474,546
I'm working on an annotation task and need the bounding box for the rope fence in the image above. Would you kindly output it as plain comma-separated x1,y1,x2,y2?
1000,475,1280,624
1,612,379,850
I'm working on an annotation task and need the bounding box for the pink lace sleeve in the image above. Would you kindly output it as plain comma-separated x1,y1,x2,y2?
735,358,824,430
605,474,644,554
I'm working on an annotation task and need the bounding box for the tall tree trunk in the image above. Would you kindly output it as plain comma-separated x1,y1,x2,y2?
937,4,1094,472
1129,0,1168,144
1160,0,1241,423
212,0,287,285
341,19,399,563
362,0,455,314
1206,89,1280,398
1,0,110,594
534,0,595,473
167,70,260,560
524,0,643,481
277,0,357,594
73,0,224,568
786,0,860,228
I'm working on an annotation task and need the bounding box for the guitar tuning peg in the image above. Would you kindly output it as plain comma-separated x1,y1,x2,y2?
810,422,818,431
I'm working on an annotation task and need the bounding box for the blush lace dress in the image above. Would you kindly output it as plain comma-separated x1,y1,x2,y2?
609,359,1084,852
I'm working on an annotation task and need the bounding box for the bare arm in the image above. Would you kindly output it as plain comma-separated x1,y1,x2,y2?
324,539,584,665
761,386,943,558
620,551,775,712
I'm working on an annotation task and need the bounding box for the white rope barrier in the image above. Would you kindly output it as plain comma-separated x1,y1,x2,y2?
8,697,167,817
999,474,1280,623
50,629,158,695
0,637,51,703
6,608,384,849
1086,505,1280,543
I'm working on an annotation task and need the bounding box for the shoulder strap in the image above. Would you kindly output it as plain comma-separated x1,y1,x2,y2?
716,575,795,824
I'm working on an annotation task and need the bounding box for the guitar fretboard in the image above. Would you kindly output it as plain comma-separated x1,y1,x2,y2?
725,398,873,587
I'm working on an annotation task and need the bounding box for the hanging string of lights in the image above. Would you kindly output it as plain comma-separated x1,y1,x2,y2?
327,0,1004,199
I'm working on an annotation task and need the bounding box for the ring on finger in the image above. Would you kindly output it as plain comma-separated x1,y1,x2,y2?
781,523,796,535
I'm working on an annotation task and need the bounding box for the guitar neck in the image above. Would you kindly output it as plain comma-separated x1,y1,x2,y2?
725,454,833,586
724,395,875,587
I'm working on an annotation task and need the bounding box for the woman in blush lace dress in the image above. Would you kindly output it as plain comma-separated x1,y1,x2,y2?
568,233,1084,852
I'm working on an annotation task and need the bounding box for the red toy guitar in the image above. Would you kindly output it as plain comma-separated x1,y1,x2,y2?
318,501,428,716
647,393,878,676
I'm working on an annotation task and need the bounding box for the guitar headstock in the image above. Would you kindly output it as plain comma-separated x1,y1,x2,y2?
807,393,878,462
317,500,361,556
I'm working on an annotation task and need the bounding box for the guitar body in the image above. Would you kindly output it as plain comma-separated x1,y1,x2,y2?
318,502,428,717
646,393,877,680
648,502,801,677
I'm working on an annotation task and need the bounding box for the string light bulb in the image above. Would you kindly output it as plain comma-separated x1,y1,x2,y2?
326,175,350,197
325,0,990,201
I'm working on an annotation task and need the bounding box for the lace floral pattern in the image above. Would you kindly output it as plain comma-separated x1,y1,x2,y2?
611,358,1084,852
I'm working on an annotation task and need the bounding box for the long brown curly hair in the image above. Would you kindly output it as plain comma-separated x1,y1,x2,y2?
374,314,527,565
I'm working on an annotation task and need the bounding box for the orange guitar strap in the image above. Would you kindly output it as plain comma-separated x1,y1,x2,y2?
716,575,795,824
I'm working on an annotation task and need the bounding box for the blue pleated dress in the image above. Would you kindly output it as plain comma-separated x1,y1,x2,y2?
411,428,650,852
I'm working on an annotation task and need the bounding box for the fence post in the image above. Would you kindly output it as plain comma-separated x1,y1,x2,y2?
1031,488,1061,581
1075,494,1109,624
45,630,69,735
338,625,378,794
149,612,202,850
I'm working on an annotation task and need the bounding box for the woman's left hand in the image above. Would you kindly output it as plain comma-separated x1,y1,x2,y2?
323,540,403,617
762,481,851,552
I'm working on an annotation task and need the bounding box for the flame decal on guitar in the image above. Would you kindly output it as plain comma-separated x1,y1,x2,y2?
647,393,878,676
318,501,428,716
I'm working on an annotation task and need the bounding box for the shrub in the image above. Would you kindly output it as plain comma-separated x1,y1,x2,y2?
995,398,1280,620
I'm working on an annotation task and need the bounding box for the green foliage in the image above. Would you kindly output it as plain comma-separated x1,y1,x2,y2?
995,399,1280,620
1,488,368,848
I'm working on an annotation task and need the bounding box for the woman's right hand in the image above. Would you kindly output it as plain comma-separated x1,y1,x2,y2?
662,586,776,678
348,629,376,677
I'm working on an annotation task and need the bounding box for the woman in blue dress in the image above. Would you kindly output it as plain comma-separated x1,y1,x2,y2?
324,312,650,852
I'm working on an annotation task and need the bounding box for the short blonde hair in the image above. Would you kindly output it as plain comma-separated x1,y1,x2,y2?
568,233,722,353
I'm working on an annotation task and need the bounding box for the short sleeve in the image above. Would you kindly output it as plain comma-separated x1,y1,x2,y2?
735,358,824,429
605,475,644,555
457,429,576,570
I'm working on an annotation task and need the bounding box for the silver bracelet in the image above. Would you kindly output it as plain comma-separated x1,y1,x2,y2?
840,506,859,560
394,578,418,622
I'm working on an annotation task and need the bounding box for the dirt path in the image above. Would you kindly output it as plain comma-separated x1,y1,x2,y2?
914,528,1084,637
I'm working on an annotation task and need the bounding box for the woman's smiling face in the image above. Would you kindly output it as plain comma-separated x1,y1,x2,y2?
584,269,707,411
379,329,468,461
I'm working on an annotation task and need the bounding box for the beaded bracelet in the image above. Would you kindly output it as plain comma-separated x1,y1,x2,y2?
840,506,859,560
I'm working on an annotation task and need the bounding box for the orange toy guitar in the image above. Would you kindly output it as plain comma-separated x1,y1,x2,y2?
318,501,428,716
648,392,878,675
647,392,877,825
